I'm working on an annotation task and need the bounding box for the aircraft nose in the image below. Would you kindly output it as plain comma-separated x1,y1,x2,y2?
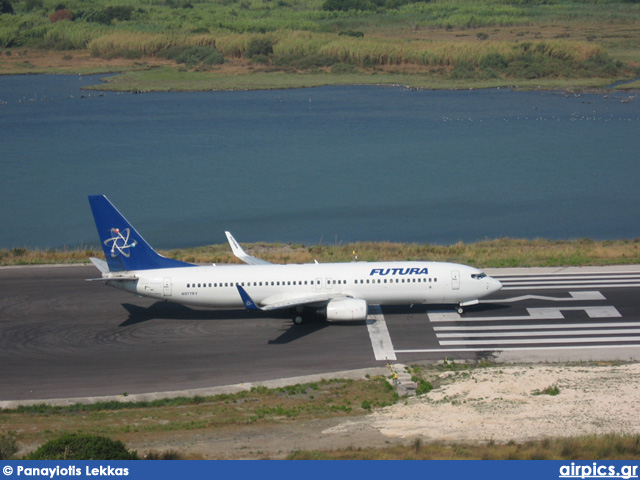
489,277,503,294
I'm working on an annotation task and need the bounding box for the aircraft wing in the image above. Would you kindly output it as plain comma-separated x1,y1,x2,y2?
225,231,272,265
236,285,346,312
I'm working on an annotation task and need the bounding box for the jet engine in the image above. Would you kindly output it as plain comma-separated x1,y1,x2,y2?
323,298,368,321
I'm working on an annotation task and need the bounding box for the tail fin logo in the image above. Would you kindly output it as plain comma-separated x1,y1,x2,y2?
104,228,137,258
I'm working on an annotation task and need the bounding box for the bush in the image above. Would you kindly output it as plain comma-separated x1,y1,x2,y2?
0,432,18,460
449,60,478,79
49,9,74,22
415,379,433,396
514,54,580,78
245,37,273,58
533,384,560,396
158,45,224,67
331,62,357,74
26,433,138,460
275,53,337,70
84,5,134,24
24,0,42,11
1,0,13,14
338,30,364,38
322,0,374,11
480,53,508,72
578,52,622,77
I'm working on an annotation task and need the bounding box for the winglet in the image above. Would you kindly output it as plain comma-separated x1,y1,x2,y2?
236,285,262,311
225,231,272,265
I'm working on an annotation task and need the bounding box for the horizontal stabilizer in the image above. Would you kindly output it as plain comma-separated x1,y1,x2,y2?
89,257,109,273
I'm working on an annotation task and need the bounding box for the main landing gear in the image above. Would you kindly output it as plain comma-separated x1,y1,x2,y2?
292,306,305,325
457,305,464,315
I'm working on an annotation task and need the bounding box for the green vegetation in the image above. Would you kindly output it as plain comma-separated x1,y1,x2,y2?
1,0,639,90
0,377,397,459
26,433,138,460
287,433,640,459
3,238,639,268
3,379,397,418
533,384,561,396
0,431,18,460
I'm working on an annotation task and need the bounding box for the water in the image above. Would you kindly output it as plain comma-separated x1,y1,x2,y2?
1,75,639,249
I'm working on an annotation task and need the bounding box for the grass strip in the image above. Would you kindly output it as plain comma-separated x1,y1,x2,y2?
3,238,639,268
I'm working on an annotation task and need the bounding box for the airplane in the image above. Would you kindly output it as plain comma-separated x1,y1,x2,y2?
87,195,502,324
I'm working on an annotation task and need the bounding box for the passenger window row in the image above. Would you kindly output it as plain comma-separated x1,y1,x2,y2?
185,277,437,288
186,279,337,288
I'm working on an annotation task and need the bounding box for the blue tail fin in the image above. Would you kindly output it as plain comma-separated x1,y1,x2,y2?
88,195,195,272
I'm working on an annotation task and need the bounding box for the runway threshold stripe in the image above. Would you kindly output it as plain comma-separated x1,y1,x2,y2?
395,344,640,354
502,283,640,290
366,305,397,361
436,328,640,338
496,274,640,281
502,279,640,286
439,336,640,346
428,306,622,323
434,322,640,331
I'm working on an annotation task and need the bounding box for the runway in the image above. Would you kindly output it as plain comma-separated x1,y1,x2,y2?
1,264,639,402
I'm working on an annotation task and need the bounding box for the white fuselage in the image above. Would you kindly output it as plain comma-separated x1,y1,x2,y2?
107,261,502,309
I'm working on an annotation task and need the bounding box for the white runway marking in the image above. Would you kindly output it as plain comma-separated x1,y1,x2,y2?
486,291,605,304
434,322,640,331
366,305,396,361
502,283,640,290
439,336,640,346
428,306,621,323
436,328,640,338
495,273,640,291
395,344,640,354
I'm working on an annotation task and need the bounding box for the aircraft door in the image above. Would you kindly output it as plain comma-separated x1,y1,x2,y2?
163,277,172,296
451,270,460,290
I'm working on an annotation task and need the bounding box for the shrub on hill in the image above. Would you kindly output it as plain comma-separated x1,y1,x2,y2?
26,433,138,460
49,9,74,22
158,45,224,66
1,0,14,14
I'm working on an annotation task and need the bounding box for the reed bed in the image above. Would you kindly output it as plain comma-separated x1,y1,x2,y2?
87,31,178,57
272,32,602,67
79,25,605,73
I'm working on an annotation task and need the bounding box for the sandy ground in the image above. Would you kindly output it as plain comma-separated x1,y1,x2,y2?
129,362,640,458
366,363,640,443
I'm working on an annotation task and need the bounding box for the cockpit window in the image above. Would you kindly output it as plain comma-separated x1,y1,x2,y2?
471,272,487,280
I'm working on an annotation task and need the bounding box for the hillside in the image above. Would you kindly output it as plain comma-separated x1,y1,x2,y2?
1,0,639,90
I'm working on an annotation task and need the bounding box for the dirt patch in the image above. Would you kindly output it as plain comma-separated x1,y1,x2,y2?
0,49,173,74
